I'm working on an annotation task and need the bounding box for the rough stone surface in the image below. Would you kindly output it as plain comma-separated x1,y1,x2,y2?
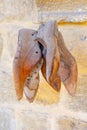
37,0,87,11
58,117,87,130
15,110,50,130
0,0,87,23
0,108,15,130
36,0,87,22
0,0,34,22
0,0,87,130
0,34,3,58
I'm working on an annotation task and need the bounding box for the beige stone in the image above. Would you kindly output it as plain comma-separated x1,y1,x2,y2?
0,34,3,58
37,0,87,11
0,25,21,104
37,0,87,22
58,117,87,130
0,108,15,130
0,0,87,23
0,0,35,22
0,0,87,130
15,110,50,130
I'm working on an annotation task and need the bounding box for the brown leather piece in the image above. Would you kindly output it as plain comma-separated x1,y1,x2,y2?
37,21,78,95
41,57,61,92
24,59,43,102
13,20,78,102
13,29,42,100
57,32,78,95
35,21,60,83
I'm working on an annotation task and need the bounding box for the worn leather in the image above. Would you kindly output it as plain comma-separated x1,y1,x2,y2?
13,21,78,102
13,29,42,101
57,31,78,95
35,21,61,92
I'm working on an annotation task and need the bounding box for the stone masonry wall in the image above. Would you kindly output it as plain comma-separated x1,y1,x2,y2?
0,0,87,130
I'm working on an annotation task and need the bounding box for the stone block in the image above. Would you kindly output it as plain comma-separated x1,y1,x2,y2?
37,0,87,11
57,117,87,130
15,110,50,130
0,24,21,103
0,108,15,130
37,0,87,22
60,75,87,112
0,70,16,103
0,0,35,22
0,33,3,58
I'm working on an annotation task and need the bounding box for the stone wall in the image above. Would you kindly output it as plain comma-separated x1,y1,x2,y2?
0,0,87,130
36,0,87,22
